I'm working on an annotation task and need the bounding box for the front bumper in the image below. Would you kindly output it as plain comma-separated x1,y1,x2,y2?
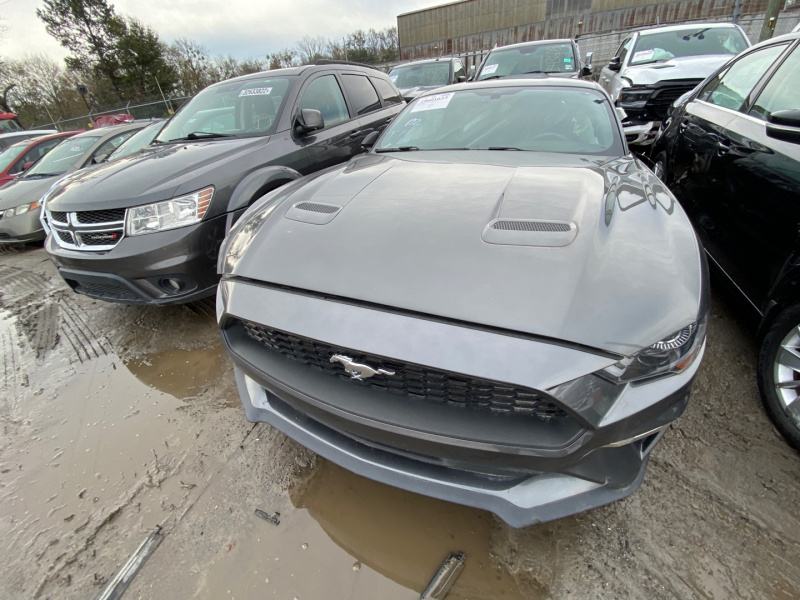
218,279,703,527
0,207,46,243
46,212,236,305
622,121,659,147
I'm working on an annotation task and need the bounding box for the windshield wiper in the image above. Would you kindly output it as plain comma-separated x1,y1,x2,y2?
374,146,420,153
479,75,503,80
24,172,61,178
168,131,234,142
485,146,523,151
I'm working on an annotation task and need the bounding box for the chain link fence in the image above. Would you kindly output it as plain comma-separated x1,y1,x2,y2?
34,96,192,132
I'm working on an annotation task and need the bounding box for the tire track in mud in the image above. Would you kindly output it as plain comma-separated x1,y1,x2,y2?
1,322,24,424
0,265,109,365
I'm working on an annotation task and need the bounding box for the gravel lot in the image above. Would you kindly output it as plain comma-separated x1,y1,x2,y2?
1,244,798,600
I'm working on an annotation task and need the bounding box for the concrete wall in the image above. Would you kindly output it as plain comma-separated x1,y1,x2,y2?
398,0,783,60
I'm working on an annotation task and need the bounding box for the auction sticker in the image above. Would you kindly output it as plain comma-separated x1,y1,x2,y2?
411,92,455,112
482,63,499,75
239,87,273,97
632,49,654,62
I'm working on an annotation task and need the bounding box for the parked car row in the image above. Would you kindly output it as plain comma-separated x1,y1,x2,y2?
3,26,797,527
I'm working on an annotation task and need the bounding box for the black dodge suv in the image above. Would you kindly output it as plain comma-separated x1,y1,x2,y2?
43,62,404,304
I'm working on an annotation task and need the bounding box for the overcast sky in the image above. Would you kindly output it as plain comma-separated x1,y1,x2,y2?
0,0,439,62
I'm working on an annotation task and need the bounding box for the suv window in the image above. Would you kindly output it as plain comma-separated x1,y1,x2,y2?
342,74,381,116
297,75,349,127
617,38,632,65
750,45,800,121
698,44,788,111
371,77,403,105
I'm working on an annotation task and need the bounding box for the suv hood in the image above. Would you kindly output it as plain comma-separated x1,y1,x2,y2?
624,54,732,85
225,153,703,355
46,136,270,212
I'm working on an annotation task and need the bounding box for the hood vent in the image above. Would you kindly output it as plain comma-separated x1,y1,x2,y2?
482,219,577,247
285,201,342,225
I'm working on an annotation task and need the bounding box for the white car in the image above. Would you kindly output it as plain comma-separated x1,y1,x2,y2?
598,23,751,146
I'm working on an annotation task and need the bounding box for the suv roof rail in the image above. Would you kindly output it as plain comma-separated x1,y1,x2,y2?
314,59,381,71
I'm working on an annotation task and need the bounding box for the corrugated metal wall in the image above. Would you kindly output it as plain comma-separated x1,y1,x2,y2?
398,0,774,60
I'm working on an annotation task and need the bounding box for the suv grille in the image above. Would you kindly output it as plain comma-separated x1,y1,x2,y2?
645,79,703,120
72,281,140,301
238,319,567,420
49,209,126,251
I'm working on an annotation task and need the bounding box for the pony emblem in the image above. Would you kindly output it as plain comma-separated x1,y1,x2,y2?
330,354,395,380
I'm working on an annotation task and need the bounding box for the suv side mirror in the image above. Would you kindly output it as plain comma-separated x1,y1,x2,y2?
607,56,622,72
361,131,379,149
468,65,476,82
294,108,324,135
766,109,800,144
456,74,466,82
92,152,110,164
585,51,594,67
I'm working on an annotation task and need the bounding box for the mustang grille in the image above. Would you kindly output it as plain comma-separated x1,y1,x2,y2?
492,220,572,232
238,319,567,420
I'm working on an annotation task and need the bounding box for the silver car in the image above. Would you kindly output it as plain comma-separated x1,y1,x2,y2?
217,79,708,527
599,23,750,146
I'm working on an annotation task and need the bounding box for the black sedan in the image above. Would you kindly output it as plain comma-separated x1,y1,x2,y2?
218,79,708,526
651,32,800,451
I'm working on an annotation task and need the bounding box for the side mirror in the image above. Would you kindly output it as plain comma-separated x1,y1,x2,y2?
607,56,622,72
585,51,594,67
766,109,800,144
92,153,110,164
294,108,324,135
456,74,466,83
467,65,476,82
22,161,34,171
361,131,379,149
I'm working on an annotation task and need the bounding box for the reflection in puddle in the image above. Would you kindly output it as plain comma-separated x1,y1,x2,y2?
124,345,228,400
291,460,560,599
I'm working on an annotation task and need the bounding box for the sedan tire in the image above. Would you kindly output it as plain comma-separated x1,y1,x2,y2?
758,305,800,452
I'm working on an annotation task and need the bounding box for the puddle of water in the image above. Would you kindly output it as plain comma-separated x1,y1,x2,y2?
290,460,546,600
124,345,228,400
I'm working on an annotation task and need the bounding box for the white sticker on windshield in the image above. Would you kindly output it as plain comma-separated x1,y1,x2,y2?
632,49,654,62
482,63,499,75
389,74,398,82
410,92,455,113
239,87,273,97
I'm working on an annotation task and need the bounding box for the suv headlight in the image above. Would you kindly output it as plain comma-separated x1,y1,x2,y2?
127,187,214,236
600,315,707,383
2,200,40,219
618,86,654,110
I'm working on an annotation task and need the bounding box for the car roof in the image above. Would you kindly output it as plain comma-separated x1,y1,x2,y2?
489,38,574,52
7,130,79,150
73,122,146,140
207,62,386,90
415,77,605,99
0,130,57,140
638,22,745,36
391,58,459,68
748,30,800,50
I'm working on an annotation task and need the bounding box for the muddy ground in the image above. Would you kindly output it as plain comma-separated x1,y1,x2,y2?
1,244,798,600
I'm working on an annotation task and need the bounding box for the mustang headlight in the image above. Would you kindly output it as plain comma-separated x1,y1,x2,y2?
601,315,707,383
127,187,214,236
3,200,40,219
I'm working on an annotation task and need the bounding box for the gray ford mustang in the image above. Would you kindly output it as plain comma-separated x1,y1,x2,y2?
217,79,708,527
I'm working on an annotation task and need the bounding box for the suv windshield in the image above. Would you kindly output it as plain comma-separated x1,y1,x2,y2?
630,27,749,65
375,86,621,155
478,43,576,80
156,76,292,142
25,136,100,176
389,62,450,88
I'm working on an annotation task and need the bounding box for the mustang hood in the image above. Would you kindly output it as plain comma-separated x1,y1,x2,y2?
45,136,270,212
226,153,704,355
625,54,732,85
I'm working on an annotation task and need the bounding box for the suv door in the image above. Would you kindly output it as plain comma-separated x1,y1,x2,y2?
341,73,399,148
599,36,633,99
705,43,800,306
669,42,792,304
292,72,358,173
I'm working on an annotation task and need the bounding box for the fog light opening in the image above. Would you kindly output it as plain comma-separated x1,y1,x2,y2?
160,277,185,294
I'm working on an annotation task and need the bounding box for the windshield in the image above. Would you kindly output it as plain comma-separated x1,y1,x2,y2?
389,62,450,88
0,144,27,171
375,86,621,155
107,121,162,160
478,43,577,80
156,76,292,142
0,120,22,133
630,27,749,65
25,136,99,176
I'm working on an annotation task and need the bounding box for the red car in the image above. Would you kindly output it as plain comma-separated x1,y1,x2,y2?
0,131,81,187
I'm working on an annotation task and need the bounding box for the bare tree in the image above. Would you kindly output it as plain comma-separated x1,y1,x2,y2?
296,35,329,65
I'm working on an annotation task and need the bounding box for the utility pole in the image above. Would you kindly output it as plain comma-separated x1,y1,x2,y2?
759,0,782,42
732,0,743,23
